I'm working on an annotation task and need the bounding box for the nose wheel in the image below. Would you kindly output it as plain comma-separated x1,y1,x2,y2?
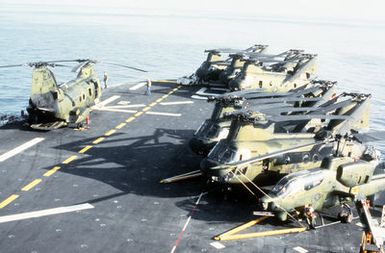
337,203,353,223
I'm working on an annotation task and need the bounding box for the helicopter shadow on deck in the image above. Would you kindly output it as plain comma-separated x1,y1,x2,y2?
47,128,205,198
40,127,267,223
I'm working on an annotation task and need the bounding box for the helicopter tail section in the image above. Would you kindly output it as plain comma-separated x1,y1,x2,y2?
329,93,371,134
29,67,59,110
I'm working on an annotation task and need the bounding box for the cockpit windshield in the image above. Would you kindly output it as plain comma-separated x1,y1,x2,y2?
271,170,324,197
207,141,238,163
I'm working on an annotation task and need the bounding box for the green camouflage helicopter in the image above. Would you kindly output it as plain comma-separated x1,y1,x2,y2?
228,51,317,91
190,80,337,155
258,140,384,223
0,59,146,130
200,93,371,185
219,49,307,86
194,44,268,85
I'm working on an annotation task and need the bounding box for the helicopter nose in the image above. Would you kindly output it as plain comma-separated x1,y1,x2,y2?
259,196,270,210
261,201,269,210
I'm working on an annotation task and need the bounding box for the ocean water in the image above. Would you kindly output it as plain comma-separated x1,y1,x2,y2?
0,3,384,149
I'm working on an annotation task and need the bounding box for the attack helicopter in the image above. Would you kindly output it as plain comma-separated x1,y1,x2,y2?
200,92,372,185
190,80,337,156
0,59,146,130
257,138,384,224
194,44,268,85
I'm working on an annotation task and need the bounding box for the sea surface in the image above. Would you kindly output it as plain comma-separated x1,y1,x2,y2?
0,3,384,151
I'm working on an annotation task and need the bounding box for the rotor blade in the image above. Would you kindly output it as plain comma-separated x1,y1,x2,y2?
247,96,322,105
269,114,351,122
102,62,147,72
72,61,90,73
220,140,328,167
0,64,25,68
45,59,91,63
353,130,385,143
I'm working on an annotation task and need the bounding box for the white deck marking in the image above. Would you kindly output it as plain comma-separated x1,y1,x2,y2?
191,95,208,100
0,137,44,162
145,111,182,117
293,246,309,253
0,203,94,224
210,242,225,249
129,82,146,90
355,222,364,227
182,216,192,231
106,104,146,109
93,95,121,109
160,101,194,106
117,101,131,105
169,192,205,253
195,87,228,97
96,108,137,114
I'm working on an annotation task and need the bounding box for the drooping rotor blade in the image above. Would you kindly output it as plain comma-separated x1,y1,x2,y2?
102,62,147,73
269,114,351,122
45,59,93,64
0,64,25,68
353,131,385,143
216,140,329,167
247,96,322,106
71,61,91,73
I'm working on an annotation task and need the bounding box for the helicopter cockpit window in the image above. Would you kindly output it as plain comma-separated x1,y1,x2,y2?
273,178,304,197
303,171,324,191
207,141,237,163
271,171,309,196
206,124,220,138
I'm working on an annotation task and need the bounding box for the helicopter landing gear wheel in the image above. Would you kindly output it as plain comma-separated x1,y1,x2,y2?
338,204,353,223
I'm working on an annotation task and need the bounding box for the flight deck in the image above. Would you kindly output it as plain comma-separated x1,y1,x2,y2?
0,81,382,253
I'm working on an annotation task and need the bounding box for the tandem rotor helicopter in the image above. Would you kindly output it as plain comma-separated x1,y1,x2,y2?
0,59,146,130
199,92,372,185
184,46,317,93
189,80,337,156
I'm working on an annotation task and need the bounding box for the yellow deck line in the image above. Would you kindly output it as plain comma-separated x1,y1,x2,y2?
142,107,151,112
126,117,135,123
104,129,116,136
79,145,93,154
0,194,19,209
156,98,163,103
21,179,42,192
92,137,105,144
134,112,143,117
43,166,61,177
115,123,126,129
62,155,78,164
149,102,157,107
